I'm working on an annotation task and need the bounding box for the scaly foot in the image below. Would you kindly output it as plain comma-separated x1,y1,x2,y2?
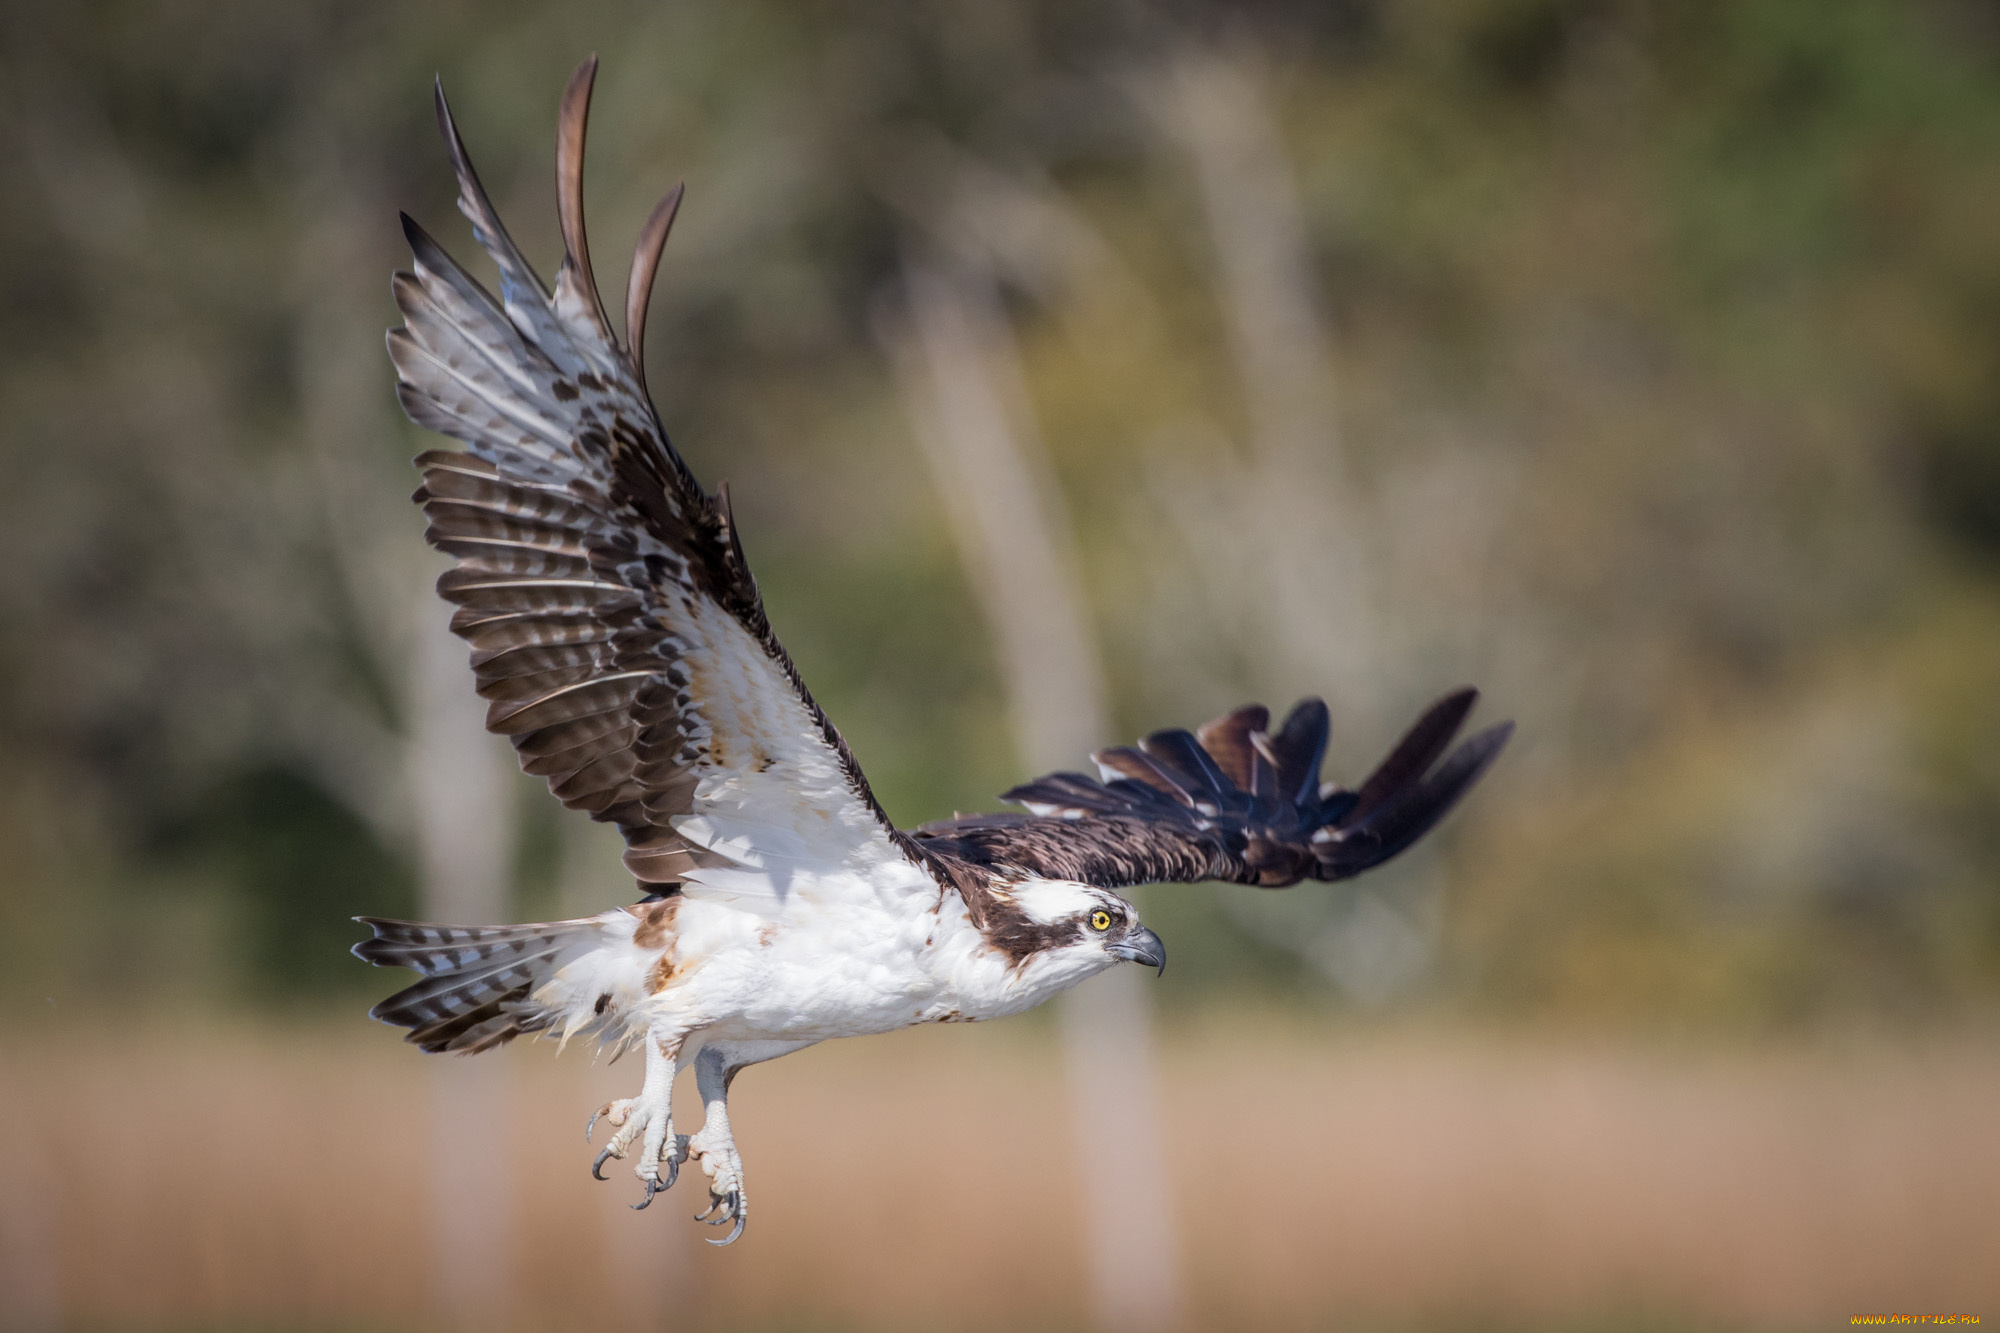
687,1122,747,1245
586,1096,688,1209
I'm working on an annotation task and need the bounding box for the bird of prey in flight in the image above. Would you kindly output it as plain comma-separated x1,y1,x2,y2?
354,57,1511,1247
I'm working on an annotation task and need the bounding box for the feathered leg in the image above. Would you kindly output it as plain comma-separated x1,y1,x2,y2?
686,1039,816,1245
589,1024,692,1208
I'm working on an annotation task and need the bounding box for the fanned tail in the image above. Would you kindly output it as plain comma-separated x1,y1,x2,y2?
353,917,608,1054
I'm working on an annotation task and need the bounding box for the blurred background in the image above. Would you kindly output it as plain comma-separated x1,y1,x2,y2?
2,0,1999,1329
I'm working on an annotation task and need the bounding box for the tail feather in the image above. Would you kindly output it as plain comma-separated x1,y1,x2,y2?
352,916,623,1055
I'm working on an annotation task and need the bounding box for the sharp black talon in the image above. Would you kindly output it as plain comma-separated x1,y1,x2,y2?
660,1154,679,1191
708,1199,746,1247
586,1109,601,1144
693,1197,722,1223
591,1147,615,1181
632,1174,662,1210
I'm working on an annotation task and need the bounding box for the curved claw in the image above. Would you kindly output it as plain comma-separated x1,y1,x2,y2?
707,1200,747,1247
659,1153,679,1192
586,1107,602,1144
693,1196,723,1223
591,1147,616,1181
631,1174,664,1211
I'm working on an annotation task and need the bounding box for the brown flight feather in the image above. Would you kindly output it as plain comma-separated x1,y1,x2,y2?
916,691,1512,891
388,57,912,892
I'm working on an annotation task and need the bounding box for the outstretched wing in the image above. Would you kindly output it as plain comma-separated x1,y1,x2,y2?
912,690,1511,889
390,58,924,906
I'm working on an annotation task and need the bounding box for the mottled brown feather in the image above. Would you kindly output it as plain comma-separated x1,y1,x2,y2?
391,63,913,893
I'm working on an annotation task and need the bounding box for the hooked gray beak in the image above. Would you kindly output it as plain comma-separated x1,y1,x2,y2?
1108,925,1166,976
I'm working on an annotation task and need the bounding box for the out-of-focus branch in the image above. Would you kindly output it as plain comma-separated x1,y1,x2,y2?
1135,46,1459,1003
1149,50,1343,480
869,129,1158,325
883,250,1183,1331
294,124,520,1329
893,259,1109,766
409,593,517,1332
5,46,419,844
291,134,426,844
1137,46,1382,717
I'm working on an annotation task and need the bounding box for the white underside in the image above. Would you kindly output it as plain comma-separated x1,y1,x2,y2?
538,857,1127,1230
537,865,1119,1053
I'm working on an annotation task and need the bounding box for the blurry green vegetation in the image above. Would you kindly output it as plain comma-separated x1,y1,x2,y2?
1,0,1998,1028
155,767,416,997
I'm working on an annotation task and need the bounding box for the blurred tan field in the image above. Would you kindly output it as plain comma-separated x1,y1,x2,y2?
3,1014,1995,1332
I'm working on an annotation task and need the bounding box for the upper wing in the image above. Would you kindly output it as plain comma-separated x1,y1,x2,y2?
912,690,1511,889
389,59,926,907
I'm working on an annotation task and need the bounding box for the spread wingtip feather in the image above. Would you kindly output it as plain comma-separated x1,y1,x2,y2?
921,690,1510,890
554,54,616,347
625,182,684,395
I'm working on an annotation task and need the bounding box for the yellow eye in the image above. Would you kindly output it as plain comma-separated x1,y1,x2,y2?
1089,910,1113,932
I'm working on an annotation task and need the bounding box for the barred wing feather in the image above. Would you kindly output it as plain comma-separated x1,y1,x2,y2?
913,691,1511,890
389,59,915,907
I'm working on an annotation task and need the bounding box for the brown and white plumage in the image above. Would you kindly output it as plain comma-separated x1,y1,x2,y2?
391,59,904,897
915,690,1510,893
354,58,1511,1244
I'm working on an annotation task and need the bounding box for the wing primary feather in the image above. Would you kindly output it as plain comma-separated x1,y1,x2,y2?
432,78,553,318
1318,720,1514,877
624,183,685,396
395,213,560,387
1195,703,1268,792
1270,697,1330,807
395,221,549,389
1000,771,1140,817
386,329,574,455
1138,728,1234,804
553,55,617,347
412,448,507,482
919,692,1510,892
389,67,1044,907
1346,688,1478,826
1091,745,1198,807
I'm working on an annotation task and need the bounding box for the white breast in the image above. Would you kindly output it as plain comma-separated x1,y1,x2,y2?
630,869,1105,1042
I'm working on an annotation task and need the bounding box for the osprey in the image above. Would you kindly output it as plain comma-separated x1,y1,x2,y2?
354,58,1511,1247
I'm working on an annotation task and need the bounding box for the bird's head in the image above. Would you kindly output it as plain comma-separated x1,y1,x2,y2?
995,880,1167,986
